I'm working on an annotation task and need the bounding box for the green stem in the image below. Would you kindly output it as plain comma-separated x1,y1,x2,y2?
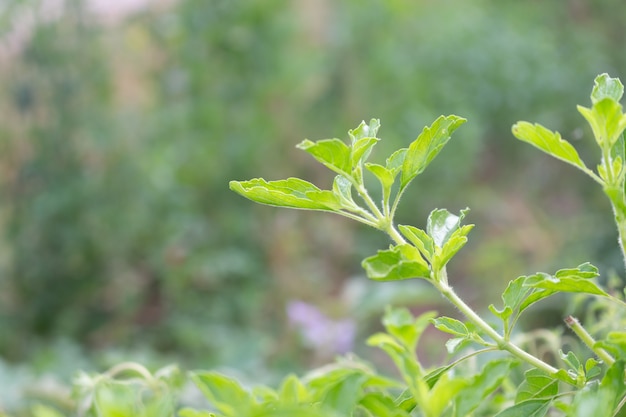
565,315,615,366
354,183,385,222
384,224,566,381
435,279,561,377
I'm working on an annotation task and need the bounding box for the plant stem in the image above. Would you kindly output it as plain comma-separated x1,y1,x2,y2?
565,315,615,366
435,279,561,377
384,224,565,381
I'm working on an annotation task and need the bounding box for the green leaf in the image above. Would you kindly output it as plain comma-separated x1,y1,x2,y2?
512,122,591,173
383,308,437,352
494,276,530,316
362,244,430,282
578,99,626,148
349,118,380,142
386,148,407,172
365,163,396,192
190,372,255,417
559,350,582,373
427,208,469,248
591,73,624,104
524,273,608,297
352,137,379,168
279,374,309,404
230,178,341,211
431,316,469,337
570,361,626,417
436,224,474,269
360,392,412,417
315,372,367,416
516,369,559,402
398,225,434,262
554,262,599,279
494,399,551,417
400,115,466,189
454,359,514,417
427,373,469,417
332,175,361,211
297,138,352,177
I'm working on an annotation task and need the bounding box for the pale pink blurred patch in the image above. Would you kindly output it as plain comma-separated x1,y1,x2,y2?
287,300,356,355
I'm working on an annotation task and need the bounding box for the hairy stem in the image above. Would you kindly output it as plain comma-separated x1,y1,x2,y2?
436,280,561,377
565,315,615,366
384,224,566,382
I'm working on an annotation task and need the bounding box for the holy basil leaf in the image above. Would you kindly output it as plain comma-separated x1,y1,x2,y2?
524,274,608,297
297,138,352,177
435,224,474,269
383,308,437,353
494,399,551,417
591,73,624,103
365,163,396,192
498,276,531,315
230,178,341,211
431,316,469,337
332,175,360,211
427,373,468,417
398,225,435,262
279,375,309,404
351,137,379,168
516,369,559,402
427,208,470,248
512,122,591,174
349,118,380,142
400,115,466,190
554,262,599,279
578,99,626,148
454,359,514,417
191,372,256,417
362,244,431,282
386,148,407,172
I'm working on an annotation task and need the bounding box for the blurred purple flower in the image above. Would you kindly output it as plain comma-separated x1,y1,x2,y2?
286,301,356,354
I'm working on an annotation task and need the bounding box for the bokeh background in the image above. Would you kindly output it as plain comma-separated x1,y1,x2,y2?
1,0,626,412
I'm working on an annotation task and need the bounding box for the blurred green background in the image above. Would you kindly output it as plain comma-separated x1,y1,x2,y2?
1,0,626,412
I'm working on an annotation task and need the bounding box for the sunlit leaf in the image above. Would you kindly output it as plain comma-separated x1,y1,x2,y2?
427,208,469,248
591,73,624,104
427,373,468,417
386,148,407,172
436,224,474,269
349,119,380,142
512,122,591,173
332,175,360,211
297,138,352,177
230,178,341,211
362,244,430,282
352,137,379,168
578,100,626,148
431,316,469,337
398,225,434,262
400,115,466,189
279,374,309,404
366,163,396,191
